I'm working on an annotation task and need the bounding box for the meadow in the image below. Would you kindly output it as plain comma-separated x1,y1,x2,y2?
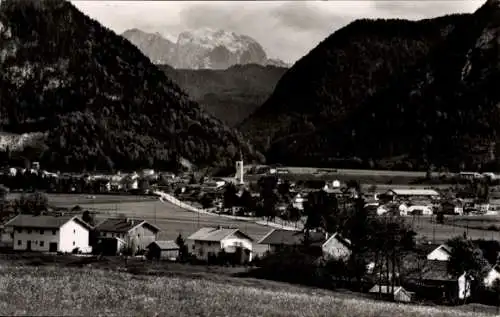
20,193,500,243
0,262,495,317
66,196,273,241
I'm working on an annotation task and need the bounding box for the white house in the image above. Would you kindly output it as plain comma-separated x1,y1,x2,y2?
187,227,254,262
484,265,500,288
4,214,92,253
427,244,452,261
407,205,433,216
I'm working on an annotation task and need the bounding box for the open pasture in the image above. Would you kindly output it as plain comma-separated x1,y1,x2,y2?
405,216,500,243
442,215,500,232
78,199,272,241
7,193,156,207
0,263,494,317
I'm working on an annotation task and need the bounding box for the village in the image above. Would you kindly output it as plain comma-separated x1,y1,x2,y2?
0,160,500,310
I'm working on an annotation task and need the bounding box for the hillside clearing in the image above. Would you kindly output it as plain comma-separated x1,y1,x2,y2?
0,264,493,317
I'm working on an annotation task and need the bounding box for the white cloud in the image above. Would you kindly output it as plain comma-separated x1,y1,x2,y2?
71,0,484,63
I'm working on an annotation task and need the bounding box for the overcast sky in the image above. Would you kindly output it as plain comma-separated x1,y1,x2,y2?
72,1,484,64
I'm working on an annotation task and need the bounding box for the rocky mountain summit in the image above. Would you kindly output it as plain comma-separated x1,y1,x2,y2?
122,27,289,69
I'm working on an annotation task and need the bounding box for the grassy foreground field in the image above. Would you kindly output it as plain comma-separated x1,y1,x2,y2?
0,263,493,317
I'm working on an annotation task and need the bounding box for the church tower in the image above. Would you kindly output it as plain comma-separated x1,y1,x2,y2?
235,150,244,185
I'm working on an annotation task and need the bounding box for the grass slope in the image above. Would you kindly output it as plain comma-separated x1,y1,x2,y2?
0,264,493,317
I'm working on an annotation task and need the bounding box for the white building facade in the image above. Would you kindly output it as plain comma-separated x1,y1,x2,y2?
5,215,92,253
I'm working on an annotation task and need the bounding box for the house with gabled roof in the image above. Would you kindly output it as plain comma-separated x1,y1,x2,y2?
4,214,92,253
146,240,179,261
405,260,472,303
258,229,352,261
94,218,160,252
427,244,453,261
187,226,254,263
384,189,440,201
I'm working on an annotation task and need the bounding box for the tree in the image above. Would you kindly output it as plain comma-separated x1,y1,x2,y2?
200,194,214,209
138,178,150,192
493,278,500,314
287,206,302,224
304,190,340,233
82,210,96,226
239,189,255,210
446,236,490,302
19,192,49,215
277,180,291,198
176,233,188,261
436,212,445,224
223,183,238,209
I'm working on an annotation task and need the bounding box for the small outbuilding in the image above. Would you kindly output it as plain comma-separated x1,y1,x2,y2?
369,284,413,303
146,240,179,261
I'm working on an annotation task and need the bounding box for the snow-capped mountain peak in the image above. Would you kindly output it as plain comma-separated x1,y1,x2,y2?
122,28,289,70
177,28,257,54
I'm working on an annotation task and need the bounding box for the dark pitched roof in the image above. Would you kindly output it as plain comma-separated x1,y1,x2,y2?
187,227,254,242
148,240,179,250
258,229,325,246
95,218,160,233
407,260,460,282
4,214,91,230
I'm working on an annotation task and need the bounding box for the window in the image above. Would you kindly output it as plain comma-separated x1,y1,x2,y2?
73,229,76,234
27,229,32,234
73,241,75,246
16,228,21,233
10,233,13,239
40,241,44,247
40,230,44,235
17,240,21,246
52,230,56,235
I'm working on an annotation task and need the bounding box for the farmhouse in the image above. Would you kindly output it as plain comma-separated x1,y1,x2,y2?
259,229,351,261
146,240,179,261
383,189,440,201
427,244,452,261
406,261,472,303
368,285,413,303
187,226,254,263
94,218,160,252
4,214,92,253
484,264,500,288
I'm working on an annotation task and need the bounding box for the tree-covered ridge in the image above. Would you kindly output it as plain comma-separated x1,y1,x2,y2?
159,64,287,127
240,13,475,170
0,0,262,172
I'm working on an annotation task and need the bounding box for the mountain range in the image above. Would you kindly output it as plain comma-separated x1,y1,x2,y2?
1,0,499,173
241,0,500,172
0,0,262,172
122,28,289,70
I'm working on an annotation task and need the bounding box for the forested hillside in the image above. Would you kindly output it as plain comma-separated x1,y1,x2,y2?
241,13,479,170
0,0,263,172
160,64,287,126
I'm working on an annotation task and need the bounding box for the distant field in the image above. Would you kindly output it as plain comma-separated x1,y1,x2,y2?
7,193,156,207
0,262,493,317
405,216,500,243
76,199,272,241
